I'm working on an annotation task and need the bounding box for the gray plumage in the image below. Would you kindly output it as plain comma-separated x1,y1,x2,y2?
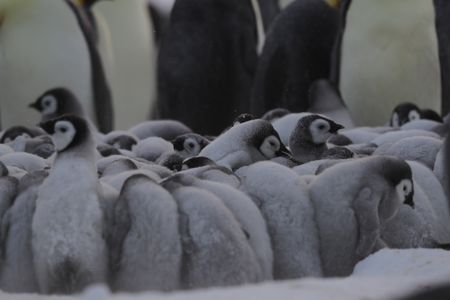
309,156,414,277
102,131,138,151
237,162,322,279
129,120,192,141
288,114,344,163
162,175,261,289
110,175,181,292
32,115,108,294
172,133,210,159
0,171,47,293
199,119,291,170
133,137,174,162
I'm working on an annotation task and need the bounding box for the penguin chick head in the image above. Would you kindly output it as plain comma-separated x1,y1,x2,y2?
172,133,210,158
39,114,90,153
233,113,255,125
258,133,291,159
380,157,415,210
391,102,421,127
29,88,84,120
296,115,344,145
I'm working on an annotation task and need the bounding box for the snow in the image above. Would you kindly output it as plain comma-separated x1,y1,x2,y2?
0,249,448,300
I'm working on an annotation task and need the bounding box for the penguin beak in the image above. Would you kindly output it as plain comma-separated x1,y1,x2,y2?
404,193,415,209
330,123,345,134
276,143,292,158
29,102,40,111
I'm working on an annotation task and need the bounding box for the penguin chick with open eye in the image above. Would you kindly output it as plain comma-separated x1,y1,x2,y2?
199,119,292,170
309,156,415,277
161,175,262,289
172,133,210,159
390,102,443,128
110,174,181,292
0,171,47,293
236,161,322,279
29,88,86,123
289,114,344,163
32,115,108,294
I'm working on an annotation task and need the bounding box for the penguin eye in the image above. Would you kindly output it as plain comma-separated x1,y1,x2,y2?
318,124,326,130
188,142,195,149
58,126,67,133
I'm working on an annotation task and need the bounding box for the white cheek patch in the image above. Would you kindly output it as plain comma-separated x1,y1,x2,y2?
52,121,76,152
392,112,400,127
310,119,331,144
41,95,58,116
184,138,200,155
260,135,280,158
408,110,421,122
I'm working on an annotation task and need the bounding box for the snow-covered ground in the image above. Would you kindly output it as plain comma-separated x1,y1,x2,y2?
1,249,448,300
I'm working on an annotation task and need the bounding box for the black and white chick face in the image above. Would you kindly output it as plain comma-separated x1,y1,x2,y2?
395,179,414,209
39,115,90,153
300,115,344,145
30,94,58,117
259,135,290,159
172,134,209,158
390,102,421,127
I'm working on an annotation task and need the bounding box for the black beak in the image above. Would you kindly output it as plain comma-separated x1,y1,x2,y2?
29,102,40,110
276,143,292,158
404,193,415,209
330,122,345,134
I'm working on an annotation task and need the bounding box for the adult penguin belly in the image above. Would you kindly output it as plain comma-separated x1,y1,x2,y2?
94,0,156,129
0,0,94,129
339,0,441,126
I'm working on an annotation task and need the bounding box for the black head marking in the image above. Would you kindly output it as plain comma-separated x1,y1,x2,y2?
0,126,39,143
391,102,421,126
297,114,344,139
39,114,91,152
108,135,138,151
30,88,84,119
420,109,443,123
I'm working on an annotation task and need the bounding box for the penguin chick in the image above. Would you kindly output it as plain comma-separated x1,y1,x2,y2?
110,174,181,292
29,88,86,122
0,171,47,293
261,108,290,123
0,152,49,173
237,162,322,279
129,120,192,141
272,112,312,145
33,115,108,294
199,119,291,170
0,126,45,144
103,131,138,151
172,133,210,159
162,176,262,289
309,156,415,277
391,102,443,127
133,137,174,162
374,136,443,169
289,114,344,163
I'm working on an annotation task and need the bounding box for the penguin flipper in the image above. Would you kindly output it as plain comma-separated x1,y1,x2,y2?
352,187,381,259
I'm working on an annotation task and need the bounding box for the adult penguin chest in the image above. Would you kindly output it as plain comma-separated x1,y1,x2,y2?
339,0,441,126
0,0,93,128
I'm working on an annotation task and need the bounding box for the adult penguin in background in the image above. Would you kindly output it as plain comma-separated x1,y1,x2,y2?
92,0,157,129
157,0,267,135
0,0,113,133
332,0,450,126
250,0,340,117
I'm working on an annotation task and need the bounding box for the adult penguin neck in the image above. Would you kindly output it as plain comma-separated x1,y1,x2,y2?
250,0,265,55
65,0,114,133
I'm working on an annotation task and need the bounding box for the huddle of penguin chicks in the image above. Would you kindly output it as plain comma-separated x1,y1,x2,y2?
0,88,449,295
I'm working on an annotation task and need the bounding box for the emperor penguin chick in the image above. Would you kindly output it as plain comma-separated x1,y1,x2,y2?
162,175,262,289
289,114,344,163
309,156,415,277
32,115,108,294
199,119,292,170
110,174,181,292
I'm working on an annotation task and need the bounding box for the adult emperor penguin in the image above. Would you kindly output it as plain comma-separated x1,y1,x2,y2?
250,0,340,117
110,174,181,292
32,115,108,294
157,0,267,135
309,156,415,277
0,0,113,132
332,0,450,126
